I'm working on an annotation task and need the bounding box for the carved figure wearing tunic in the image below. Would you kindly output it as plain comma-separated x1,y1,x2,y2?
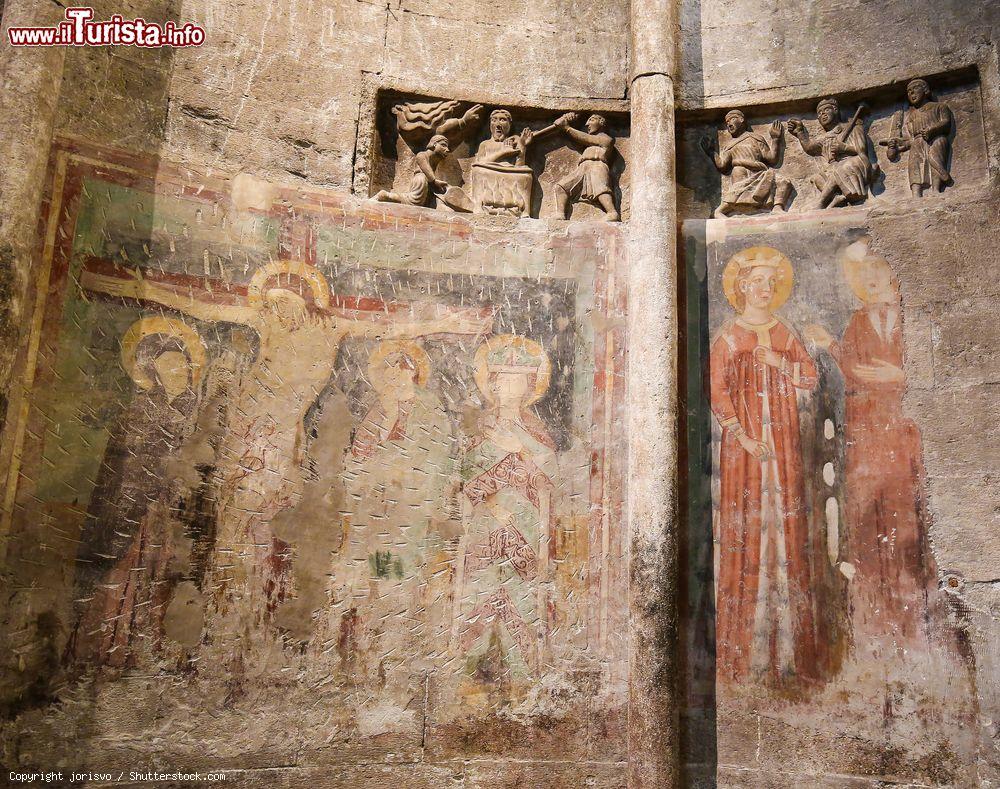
702,111,791,218
789,98,874,209
553,113,619,221
880,78,953,197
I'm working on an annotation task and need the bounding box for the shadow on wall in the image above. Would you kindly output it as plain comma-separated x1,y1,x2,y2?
679,223,718,788
677,4,718,783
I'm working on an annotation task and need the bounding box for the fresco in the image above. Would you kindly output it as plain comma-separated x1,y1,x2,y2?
681,213,978,782
0,139,627,758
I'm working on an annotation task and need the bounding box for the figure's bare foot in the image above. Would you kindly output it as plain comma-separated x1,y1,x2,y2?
604,210,620,222
771,203,788,213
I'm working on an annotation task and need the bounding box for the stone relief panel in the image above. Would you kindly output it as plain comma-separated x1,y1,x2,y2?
358,88,630,222
0,138,628,769
679,68,986,219
680,213,979,786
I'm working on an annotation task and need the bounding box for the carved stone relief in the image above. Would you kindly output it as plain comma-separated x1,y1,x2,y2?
678,69,981,220
878,78,954,198
364,90,630,221
788,97,877,210
700,110,791,218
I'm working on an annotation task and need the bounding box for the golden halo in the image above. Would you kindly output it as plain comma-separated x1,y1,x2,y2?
474,334,551,406
721,246,794,312
120,316,206,391
248,259,330,310
840,237,889,304
367,339,431,389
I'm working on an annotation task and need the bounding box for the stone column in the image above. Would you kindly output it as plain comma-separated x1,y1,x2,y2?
626,0,679,787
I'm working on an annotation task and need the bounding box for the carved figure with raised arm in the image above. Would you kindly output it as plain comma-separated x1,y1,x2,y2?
701,110,792,218
788,98,875,209
553,113,619,221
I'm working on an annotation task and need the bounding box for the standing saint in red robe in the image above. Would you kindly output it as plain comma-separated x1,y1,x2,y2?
806,239,936,643
710,247,820,686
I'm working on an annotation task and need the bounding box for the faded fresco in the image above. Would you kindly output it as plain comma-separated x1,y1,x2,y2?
681,213,979,784
0,139,627,764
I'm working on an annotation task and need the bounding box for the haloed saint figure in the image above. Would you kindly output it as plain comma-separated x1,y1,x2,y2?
332,340,455,687
806,239,937,643
453,335,557,679
69,317,204,669
709,248,820,686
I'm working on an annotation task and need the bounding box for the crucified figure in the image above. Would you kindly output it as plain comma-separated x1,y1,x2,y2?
81,261,493,651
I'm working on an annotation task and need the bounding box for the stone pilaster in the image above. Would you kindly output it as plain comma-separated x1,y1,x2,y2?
626,0,680,786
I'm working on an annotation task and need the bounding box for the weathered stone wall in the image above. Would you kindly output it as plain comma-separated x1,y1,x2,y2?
677,0,1000,110
0,0,997,786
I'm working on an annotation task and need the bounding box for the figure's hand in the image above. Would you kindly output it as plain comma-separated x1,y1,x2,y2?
854,359,905,384
520,127,534,147
555,112,576,129
769,120,785,139
737,432,772,461
804,324,834,349
699,135,716,155
787,119,806,137
829,140,847,156
464,104,485,126
754,346,783,368
433,179,449,193
505,136,518,149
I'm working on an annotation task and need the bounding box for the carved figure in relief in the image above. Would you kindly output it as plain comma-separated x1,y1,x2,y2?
879,78,954,197
376,101,484,210
470,108,539,216
372,134,453,208
709,247,820,685
701,110,791,218
788,98,875,209
67,317,205,669
331,340,456,685
79,261,492,658
452,335,557,678
805,239,937,643
553,113,619,221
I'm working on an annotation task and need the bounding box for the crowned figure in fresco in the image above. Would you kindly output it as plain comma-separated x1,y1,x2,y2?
67,317,205,670
451,335,558,680
329,340,457,686
81,260,492,668
805,239,937,643
709,247,820,686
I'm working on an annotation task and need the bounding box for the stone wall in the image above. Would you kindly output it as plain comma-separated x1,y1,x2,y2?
0,0,997,787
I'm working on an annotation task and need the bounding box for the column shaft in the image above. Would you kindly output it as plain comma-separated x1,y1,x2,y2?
626,0,679,786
